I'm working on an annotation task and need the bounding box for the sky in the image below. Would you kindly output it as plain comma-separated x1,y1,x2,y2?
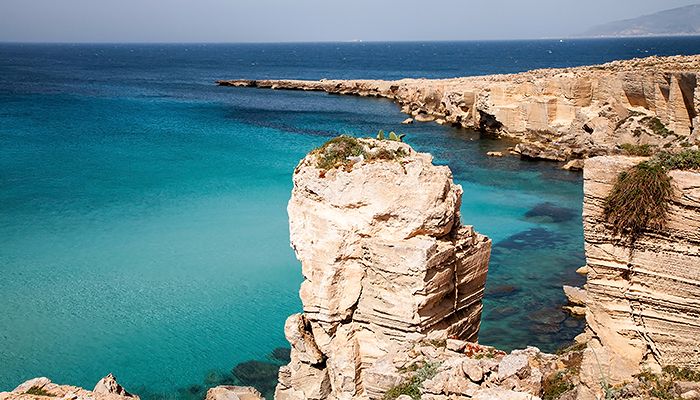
0,0,698,43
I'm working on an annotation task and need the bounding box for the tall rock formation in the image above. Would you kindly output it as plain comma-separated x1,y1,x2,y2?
581,156,700,387
219,55,700,162
277,138,491,399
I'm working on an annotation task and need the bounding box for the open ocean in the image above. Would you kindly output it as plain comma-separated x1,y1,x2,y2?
2,37,700,398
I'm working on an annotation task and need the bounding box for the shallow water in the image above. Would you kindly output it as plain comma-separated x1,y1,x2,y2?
2,38,700,398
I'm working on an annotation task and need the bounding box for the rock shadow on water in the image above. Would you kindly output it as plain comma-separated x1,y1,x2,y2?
527,307,567,335
485,284,520,299
232,360,281,399
524,202,578,223
495,227,566,251
269,347,291,363
147,347,292,400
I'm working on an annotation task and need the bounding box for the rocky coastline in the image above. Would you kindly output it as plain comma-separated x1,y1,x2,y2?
5,56,700,400
4,139,700,400
218,55,700,163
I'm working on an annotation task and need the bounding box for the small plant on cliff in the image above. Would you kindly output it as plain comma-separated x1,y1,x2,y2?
313,135,409,172
25,386,52,396
383,362,439,400
641,116,674,138
603,149,700,237
619,143,656,156
542,371,575,400
376,130,406,142
603,161,672,237
313,135,366,170
655,149,700,171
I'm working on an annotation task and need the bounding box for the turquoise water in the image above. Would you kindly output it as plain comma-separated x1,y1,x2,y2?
2,39,700,398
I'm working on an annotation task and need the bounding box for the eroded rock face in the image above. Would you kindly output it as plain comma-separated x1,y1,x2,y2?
277,139,491,399
219,55,700,162
581,156,700,386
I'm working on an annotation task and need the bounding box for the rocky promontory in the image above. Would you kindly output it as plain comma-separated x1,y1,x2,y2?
218,55,700,162
277,137,492,399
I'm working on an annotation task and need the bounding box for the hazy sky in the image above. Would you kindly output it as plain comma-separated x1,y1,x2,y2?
1,0,698,43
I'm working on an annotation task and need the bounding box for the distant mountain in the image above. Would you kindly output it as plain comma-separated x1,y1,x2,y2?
580,4,700,37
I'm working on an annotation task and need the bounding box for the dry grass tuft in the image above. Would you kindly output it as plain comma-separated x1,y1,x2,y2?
603,161,672,237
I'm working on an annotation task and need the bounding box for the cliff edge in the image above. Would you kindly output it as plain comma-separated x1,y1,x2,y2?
219,55,700,162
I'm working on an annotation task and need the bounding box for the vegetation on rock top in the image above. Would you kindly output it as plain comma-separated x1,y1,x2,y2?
603,149,700,237
620,143,656,157
25,386,53,396
632,366,700,400
312,135,407,171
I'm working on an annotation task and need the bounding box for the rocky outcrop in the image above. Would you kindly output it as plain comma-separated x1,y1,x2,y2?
363,338,558,400
277,138,491,399
0,375,138,400
0,377,265,400
218,55,700,162
206,386,265,400
580,156,700,388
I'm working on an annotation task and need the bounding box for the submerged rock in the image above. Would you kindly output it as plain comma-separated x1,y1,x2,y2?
524,202,577,223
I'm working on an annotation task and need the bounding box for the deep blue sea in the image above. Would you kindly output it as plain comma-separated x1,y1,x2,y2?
2,38,700,398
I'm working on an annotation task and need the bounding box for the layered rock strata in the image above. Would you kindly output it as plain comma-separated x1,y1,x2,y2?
218,55,700,162
277,138,491,399
581,156,700,386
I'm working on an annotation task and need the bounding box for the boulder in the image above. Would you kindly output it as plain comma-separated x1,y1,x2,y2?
562,285,587,306
205,386,264,400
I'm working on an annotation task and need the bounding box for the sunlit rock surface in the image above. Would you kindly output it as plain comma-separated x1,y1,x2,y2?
580,156,700,389
277,139,491,399
219,55,700,162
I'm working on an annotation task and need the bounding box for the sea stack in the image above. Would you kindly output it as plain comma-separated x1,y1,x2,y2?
277,137,492,399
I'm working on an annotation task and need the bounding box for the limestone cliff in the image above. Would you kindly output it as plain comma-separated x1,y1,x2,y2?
218,55,700,162
277,138,491,399
580,156,700,387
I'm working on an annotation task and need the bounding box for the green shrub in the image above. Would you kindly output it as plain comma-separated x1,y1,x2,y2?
620,143,656,156
313,135,408,171
542,371,575,400
25,386,52,396
383,362,439,400
656,149,700,171
662,365,700,382
313,136,366,170
603,161,672,237
641,116,674,137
